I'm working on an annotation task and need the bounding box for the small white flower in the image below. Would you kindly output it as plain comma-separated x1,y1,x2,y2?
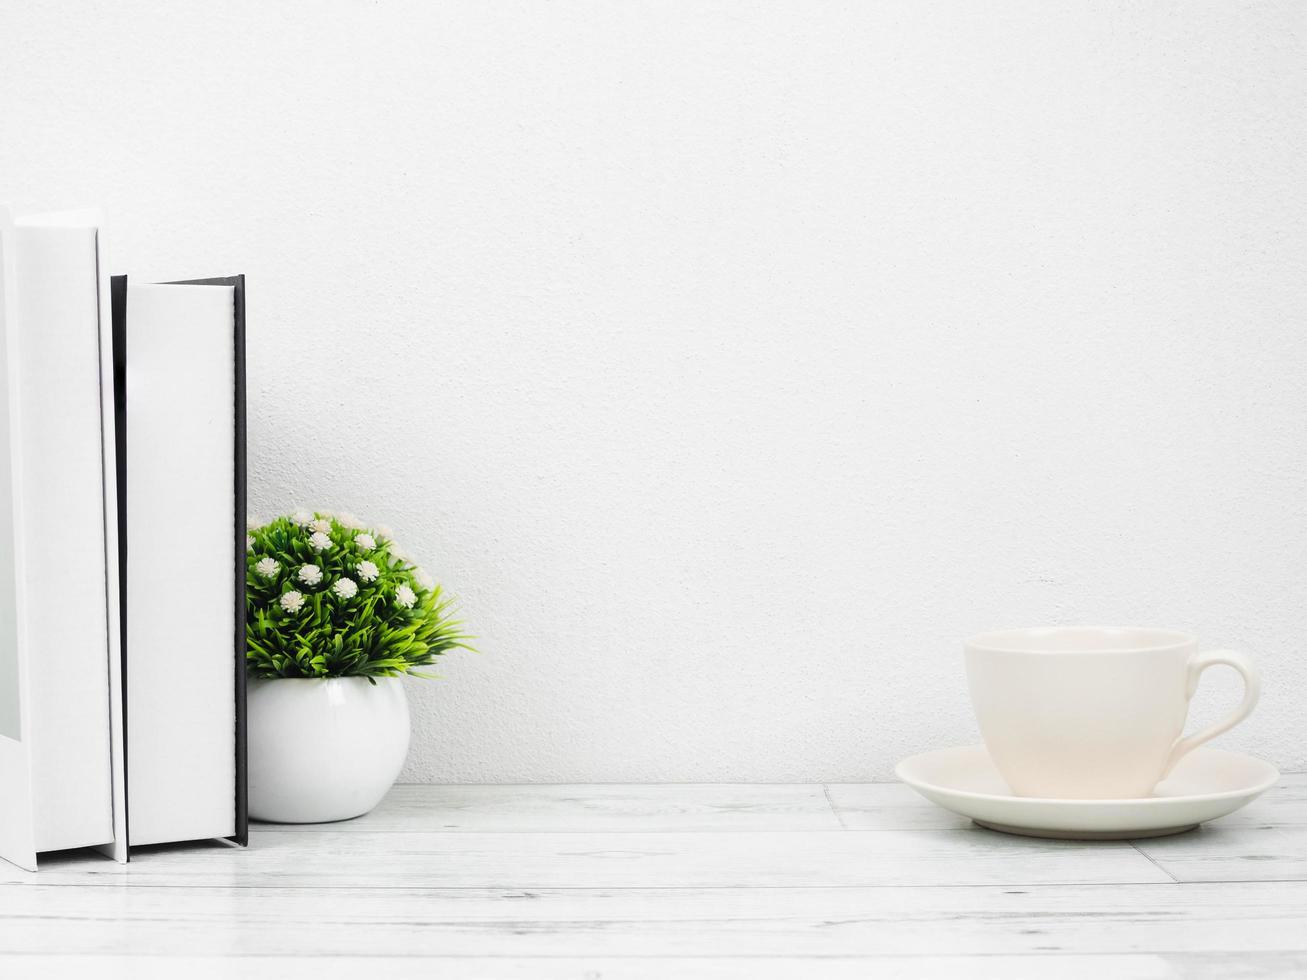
246,535,255,551
333,577,358,599
388,543,409,563
290,510,314,526
279,590,305,613
336,512,365,530
308,531,332,552
374,524,394,540
308,517,333,535
395,584,416,609
246,515,264,531
414,567,434,591
356,560,379,582
355,533,376,551
298,564,323,586
255,557,280,578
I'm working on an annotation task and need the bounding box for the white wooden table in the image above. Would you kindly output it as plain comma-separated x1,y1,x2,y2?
2,777,1306,978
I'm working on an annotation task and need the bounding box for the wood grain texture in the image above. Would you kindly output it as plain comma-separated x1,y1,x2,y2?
1163,951,1307,979
0,954,1185,980
1134,824,1307,883
253,783,844,833
0,827,1172,888
3,881,1306,957
1,779,1303,976
825,781,971,830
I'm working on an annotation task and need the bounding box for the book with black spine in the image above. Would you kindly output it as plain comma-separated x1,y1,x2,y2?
112,273,248,852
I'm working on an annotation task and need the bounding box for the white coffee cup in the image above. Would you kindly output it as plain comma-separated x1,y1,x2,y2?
964,627,1260,799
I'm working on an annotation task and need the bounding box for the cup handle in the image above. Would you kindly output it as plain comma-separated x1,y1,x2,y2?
1160,649,1261,779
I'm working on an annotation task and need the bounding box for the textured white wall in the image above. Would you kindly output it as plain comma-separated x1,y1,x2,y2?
2,1,1305,782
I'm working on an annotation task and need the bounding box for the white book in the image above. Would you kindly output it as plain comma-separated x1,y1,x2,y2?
117,276,247,848
0,208,126,871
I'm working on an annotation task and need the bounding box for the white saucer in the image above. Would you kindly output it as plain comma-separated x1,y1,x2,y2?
896,745,1279,840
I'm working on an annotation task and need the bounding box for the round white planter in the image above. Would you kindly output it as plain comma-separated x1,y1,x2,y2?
247,676,410,823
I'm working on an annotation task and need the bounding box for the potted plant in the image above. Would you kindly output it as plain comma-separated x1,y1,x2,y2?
244,510,472,823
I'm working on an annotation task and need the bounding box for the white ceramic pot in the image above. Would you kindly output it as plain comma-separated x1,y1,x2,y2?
248,676,410,823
